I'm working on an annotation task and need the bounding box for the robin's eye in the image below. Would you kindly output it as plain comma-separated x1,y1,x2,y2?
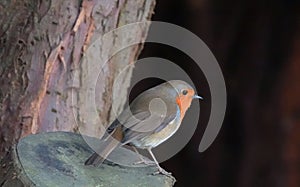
182,90,188,95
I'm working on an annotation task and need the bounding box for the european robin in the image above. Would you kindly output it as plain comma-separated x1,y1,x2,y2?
85,80,202,175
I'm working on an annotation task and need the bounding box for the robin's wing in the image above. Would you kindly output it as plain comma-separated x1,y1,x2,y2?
121,105,179,144
107,119,120,134
107,90,179,144
106,110,150,134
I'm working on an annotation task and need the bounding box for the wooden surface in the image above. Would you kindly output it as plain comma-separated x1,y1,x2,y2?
0,132,175,187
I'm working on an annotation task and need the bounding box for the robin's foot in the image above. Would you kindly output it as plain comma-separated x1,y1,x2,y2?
152,167,172,176
133,159,155,166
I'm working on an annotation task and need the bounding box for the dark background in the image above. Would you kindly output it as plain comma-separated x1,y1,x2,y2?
135,0,300,186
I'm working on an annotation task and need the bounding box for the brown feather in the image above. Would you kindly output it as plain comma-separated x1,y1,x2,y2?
85,126,123,166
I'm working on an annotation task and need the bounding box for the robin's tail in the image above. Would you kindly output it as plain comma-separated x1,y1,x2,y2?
84,152,105,166
85,128,122,166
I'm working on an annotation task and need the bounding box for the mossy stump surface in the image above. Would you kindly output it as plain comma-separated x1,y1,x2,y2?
0,131,176,187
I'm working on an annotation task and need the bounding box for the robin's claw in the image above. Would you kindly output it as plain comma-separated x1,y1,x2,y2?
133,160,155,166
151,167,172,176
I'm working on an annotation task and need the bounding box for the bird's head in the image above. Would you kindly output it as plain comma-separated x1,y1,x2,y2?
164,80,202,120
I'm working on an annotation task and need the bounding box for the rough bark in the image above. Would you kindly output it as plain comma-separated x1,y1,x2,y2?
0,0,155,160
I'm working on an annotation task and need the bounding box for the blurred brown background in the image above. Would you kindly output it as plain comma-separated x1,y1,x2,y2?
137,0,300,186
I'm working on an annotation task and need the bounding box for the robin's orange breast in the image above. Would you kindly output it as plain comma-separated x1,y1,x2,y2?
130,109,181,149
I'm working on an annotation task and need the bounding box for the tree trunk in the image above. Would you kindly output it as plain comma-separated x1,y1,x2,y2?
0,0,155,161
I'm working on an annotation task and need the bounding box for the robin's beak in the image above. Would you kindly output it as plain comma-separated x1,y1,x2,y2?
193,95,203,100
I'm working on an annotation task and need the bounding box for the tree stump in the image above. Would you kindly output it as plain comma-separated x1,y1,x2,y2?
0,132,176,186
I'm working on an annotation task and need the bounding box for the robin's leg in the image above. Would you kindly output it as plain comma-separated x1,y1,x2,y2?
147,148,172,176
132,147,155,165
